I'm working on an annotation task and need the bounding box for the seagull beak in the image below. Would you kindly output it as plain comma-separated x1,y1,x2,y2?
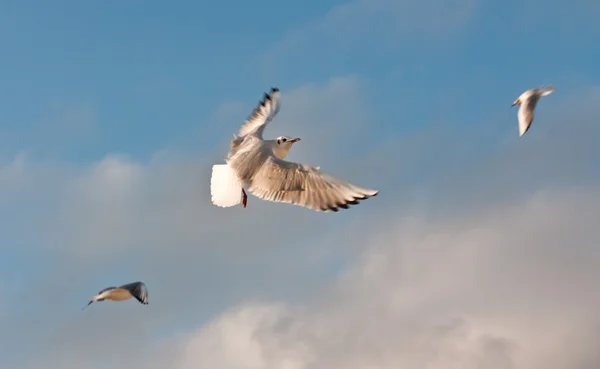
512,99,519,107
82,300,93,310
290,137,301,143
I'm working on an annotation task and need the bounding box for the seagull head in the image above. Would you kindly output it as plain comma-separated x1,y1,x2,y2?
83,295,101,310
276,136,301,145
273,136,301,160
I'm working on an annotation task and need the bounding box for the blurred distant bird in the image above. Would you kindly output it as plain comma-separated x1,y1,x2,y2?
210,87,378,212
83,281,149,310
512,85,555,137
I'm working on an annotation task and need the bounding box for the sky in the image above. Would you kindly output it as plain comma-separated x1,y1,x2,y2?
0,0,599,368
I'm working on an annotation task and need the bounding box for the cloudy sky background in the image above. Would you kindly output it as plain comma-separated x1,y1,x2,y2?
1,1,599,368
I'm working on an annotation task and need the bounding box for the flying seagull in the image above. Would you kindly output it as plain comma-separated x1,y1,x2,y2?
210,87,378,212
83,281,149,310
512,84,555,137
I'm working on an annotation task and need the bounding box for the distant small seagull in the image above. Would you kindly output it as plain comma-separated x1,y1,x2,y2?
83,281,149,310
512,85,555,137
210,87,378,212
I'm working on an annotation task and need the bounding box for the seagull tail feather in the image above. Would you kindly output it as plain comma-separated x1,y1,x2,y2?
210,164,243,208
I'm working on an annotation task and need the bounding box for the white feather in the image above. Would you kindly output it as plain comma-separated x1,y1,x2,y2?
210,164,243,208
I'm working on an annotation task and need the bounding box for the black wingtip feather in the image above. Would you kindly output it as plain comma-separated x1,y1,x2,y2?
321,191,379,212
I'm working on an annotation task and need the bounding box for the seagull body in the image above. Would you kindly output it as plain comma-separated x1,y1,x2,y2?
210,87,378,212
83,281,149,310
512,84,555,137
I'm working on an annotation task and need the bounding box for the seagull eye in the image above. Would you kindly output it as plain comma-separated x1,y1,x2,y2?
282,138,287,142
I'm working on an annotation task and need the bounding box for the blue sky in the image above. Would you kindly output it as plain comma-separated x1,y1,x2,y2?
1,0,597,162
1,0,600,368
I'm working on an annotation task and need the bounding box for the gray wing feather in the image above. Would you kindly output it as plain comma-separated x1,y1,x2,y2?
119,281,149,305
237,88,281,139
247,154,378,212
536,84,555,97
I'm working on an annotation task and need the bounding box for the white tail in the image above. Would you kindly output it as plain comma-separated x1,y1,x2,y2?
210,164,243,208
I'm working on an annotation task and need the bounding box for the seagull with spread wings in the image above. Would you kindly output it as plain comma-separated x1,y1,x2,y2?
210,87,378,212
512,84,555,137
83,281,149,310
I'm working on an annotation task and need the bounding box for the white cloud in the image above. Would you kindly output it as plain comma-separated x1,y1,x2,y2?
172,186,600,369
